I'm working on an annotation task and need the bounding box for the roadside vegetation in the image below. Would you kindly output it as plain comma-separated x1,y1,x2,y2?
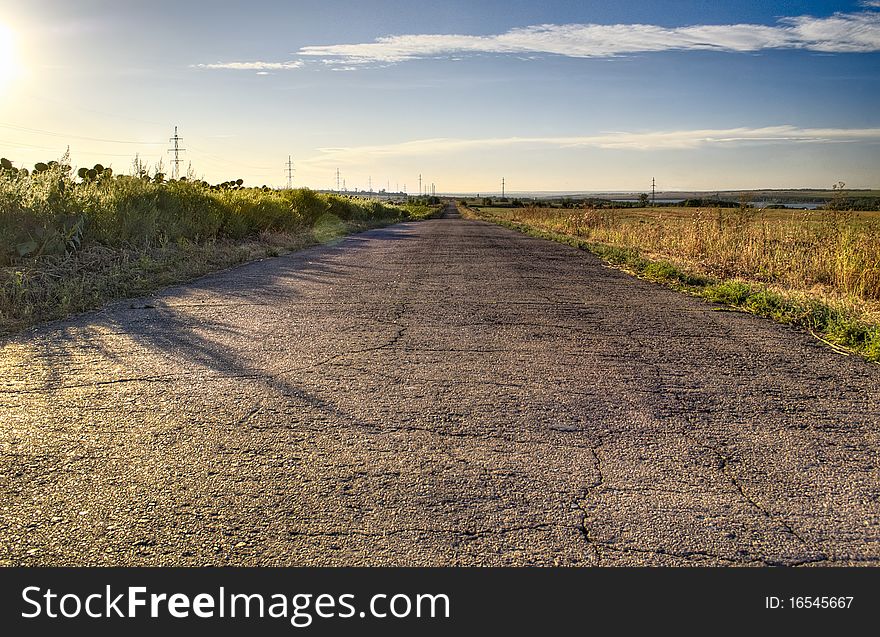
0,154,439,334
462,196,880,362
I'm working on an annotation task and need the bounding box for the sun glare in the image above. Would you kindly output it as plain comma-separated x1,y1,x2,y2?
0,22,21,91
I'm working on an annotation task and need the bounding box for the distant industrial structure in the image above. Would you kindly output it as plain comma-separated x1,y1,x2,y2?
167,126,185,180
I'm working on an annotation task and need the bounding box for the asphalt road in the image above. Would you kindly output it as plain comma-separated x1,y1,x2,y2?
1,206,878,566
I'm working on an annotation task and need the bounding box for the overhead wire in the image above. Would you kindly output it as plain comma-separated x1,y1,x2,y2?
0,123,286,181
0,122,164,145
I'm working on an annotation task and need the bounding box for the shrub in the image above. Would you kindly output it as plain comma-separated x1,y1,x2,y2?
1,164,409,265
286,188,329,226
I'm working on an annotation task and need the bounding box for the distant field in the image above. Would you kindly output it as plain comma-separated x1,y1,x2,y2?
485,205,880,223
466,203,880,361
665,189,880,201
473,205,880,299
638,206,880,222
484,189,880,202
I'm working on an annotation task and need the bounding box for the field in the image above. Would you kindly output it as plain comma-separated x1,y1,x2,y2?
465,203,880,361
0,157,439,334
543,189,880,205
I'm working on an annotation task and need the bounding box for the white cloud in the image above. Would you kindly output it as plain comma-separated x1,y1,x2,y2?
861,2,880,8
193,60,304,71
297,11,880,64
299,126,880,167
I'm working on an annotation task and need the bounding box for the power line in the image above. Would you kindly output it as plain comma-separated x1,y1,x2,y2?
287,155,294,189
185,145,275,171
0,138,156,158
0,121,163,145
167,126,186,180
0,138,75,152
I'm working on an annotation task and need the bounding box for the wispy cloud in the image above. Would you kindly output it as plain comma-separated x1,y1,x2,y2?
861,2,880,8
300,126,880,166
298,11,880,65
192,60,303,71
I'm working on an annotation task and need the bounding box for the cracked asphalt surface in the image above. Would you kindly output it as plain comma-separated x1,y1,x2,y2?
1,205,878,566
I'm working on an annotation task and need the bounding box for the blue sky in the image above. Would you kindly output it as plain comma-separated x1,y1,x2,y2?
1,0,878,192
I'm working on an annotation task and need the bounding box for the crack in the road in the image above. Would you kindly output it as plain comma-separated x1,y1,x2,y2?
288,418,606,452
1,310,413,396
3,209,878,567
569,426,827,566
596,541,776,566
271,302,409,376
236,404,262,427
573,432,606,565
288,522,554,541
685,432,813,548
0,374,180,394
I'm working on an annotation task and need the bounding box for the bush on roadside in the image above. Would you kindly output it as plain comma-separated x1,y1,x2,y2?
0,159,405,264
0,156,435,334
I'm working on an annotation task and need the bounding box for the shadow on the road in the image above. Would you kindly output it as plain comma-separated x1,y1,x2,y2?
14,222,422,423
28,306,355,426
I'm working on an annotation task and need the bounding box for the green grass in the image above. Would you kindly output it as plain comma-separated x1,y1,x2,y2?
0,166,424,259
0,160,440,334
701,281,880,359
463,206,880,363
0,216,404,336
399,202,444,221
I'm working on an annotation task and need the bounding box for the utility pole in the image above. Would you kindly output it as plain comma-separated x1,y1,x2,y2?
286,155,294,190
336,168,341,192
168,126,185,180
368,176,373,196
501,177,505,198
432,183,435,196
651,177,656,207
418,173,422,196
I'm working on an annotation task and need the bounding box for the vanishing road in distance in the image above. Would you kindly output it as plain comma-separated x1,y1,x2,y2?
2,205,878,566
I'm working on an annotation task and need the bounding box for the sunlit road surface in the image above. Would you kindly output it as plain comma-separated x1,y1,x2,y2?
1,206,878,566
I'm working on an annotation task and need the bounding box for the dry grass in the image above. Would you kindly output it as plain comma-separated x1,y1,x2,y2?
493,205,880,304
0,217,398,335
